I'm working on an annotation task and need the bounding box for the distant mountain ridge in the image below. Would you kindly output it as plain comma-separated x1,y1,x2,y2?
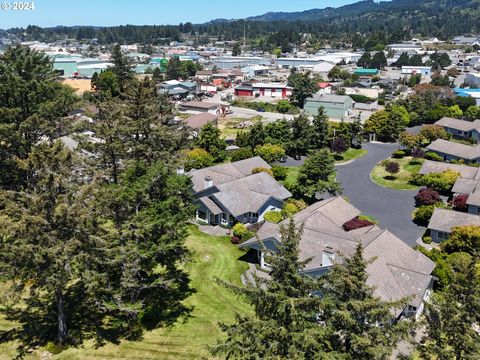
245,0,380,22
3,0,480,44
207,0,478,23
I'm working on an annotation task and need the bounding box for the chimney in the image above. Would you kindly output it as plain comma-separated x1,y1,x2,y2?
176,166,185,175
205,176,213,189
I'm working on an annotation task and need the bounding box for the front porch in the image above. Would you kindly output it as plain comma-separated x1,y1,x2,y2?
196,209,236,227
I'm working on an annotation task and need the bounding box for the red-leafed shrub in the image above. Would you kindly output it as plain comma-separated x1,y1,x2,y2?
452,194,468,211
415,187,440,206
343,217,375,231
384,161,400,175
412,147,425,160
230,236,241,244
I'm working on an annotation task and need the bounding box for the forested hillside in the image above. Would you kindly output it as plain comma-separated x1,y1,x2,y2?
3,0,480,47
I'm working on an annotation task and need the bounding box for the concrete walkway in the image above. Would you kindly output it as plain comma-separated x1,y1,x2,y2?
197,224,230,237
336,142,425,246
241,263,271,286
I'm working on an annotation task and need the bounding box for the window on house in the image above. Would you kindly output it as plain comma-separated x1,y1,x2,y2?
198,211,207,221
437,231,448,239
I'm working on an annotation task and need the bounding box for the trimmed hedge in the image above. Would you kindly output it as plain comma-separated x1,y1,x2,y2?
392,150,407,159
413,205,436,226
425,151,443,162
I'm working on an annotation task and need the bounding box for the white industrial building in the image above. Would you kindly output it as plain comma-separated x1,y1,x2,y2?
401,66,432,76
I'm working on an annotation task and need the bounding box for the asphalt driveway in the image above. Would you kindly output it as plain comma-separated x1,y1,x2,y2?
336,142,425,246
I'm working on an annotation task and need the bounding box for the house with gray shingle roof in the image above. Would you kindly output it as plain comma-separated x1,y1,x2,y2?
434,117,480,143
241,197,435,319
183,113,218,130
427,208,480,242
419,160,480,179
419,160,480,214
426,139,480,163
188,157,291,226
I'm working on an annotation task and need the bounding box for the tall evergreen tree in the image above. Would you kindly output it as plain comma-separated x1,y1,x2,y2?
287,114,313,158
350,116,363,146
247,121,267,150
296,149,342,200
94,100,125,185
98,161,196,338
357,52,372,68
166,57,183,80
212,219,335,359
195,122,227,162
419,258,480,360
0,45,76,189
111,44,133,92
288,70,317,108
311,108,330,149
371,51,387,69
123,77,178,165
320,245,413,360
0,142,107,344
232,43,241,56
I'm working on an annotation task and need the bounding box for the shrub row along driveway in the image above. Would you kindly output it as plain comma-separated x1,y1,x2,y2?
336,142,425,247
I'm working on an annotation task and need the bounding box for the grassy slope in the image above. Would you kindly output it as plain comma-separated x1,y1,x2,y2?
371,157,424,190
0,227,251,360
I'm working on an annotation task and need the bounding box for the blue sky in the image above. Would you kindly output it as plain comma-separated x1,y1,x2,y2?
0,0,360,28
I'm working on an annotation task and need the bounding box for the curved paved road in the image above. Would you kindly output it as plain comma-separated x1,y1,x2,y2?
336,142,425,247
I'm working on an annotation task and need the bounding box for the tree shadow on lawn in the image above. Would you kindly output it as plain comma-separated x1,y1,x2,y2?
0,277,195,357
383,175,398,181
408,160,422,166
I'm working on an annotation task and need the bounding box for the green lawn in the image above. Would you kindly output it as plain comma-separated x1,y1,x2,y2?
0,227,251,360
334,148,368,164
282,166,300,188
371,156,424,190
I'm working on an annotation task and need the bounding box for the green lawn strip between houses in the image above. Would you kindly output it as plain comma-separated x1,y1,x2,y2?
0,227,251,360
371,157,424,191
334,148,368,164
